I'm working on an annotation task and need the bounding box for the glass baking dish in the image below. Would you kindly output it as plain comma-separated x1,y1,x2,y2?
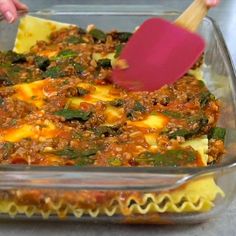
0,4,235,224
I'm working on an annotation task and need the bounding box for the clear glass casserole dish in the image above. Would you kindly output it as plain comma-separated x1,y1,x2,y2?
0,4,235,224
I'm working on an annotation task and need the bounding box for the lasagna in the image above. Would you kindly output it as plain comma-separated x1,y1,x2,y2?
0,16,225,220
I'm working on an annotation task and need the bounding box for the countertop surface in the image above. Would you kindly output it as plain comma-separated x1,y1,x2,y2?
0,1,235,235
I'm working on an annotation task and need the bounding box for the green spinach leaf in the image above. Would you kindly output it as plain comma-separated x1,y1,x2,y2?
94,126,121,137
74,63,86,74
66,36,85,44
109,99,124,107
136,149,197,167
97,58,112,68
114,44,124,58
55,109,91,121
43,66,65,78
208,127,226,141
35,56,50,71
89,28,106,42
117,32,132,43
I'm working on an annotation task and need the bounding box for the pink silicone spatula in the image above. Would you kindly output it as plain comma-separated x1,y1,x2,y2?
112,0,209,91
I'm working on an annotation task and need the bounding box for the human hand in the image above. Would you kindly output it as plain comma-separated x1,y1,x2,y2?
0,0,28,23
206,0,220,7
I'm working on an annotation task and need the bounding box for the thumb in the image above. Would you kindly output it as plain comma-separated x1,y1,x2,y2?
0,0,17,23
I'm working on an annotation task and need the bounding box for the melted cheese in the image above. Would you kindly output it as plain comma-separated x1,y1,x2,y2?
13,80,47,107
144,133,158,151
92,85,116,101
14,15,73,53
70,84,117,107
0,124,34,142
128,114,168,129
0,120,58,142
104,106,124,125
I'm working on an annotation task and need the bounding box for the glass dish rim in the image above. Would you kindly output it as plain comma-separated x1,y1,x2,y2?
0,6,235,190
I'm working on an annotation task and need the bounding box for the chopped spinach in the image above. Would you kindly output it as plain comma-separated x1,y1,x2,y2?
53,147,98,159
80,148,99,158
97,58,112,68
117,32,132,43
127,101,146,120
52,148,79,159
5,64,21,78
187,115,208,126
165,113,209,139
56,49,77,60
114,44,124,58
199,116,209,126
199,91,215,107
162,110,182,119
94,125,122,137
126,101,146,120
6,51,27,64
43,66,64,78
51,147,101,166
136,149,197,167
89,28,106,42
73,63,86,75
198,80,205,88
54,109,91,121
11,65,21,73
209,127,226,141
77,87,89,96
133,101,146,112
108,157,122,166
35,56,50,71
126,111,135,120
109,99,124,107
166,118,208,139
167,129,194,139
66,36,85,44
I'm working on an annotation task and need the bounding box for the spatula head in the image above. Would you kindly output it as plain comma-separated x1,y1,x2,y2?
112,18,205,91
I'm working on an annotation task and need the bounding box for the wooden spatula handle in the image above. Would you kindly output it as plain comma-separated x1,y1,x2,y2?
175,0,209,32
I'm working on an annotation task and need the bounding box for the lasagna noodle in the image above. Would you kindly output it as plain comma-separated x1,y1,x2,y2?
0,177,223,218
13,15,74,53
0,15,224,218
